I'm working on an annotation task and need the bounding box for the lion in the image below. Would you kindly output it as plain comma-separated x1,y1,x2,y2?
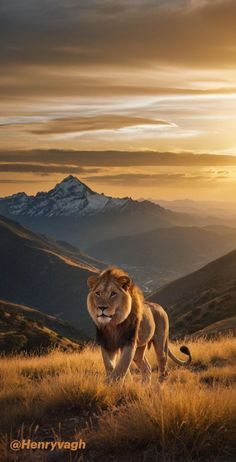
87,267,191,383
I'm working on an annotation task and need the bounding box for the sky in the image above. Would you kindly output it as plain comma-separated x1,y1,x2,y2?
0,0,236,201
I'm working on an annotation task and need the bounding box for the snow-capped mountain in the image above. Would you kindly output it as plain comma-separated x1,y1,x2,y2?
0,175,206,249
0,175,132,217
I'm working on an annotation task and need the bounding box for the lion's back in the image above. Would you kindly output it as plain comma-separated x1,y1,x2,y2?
144,300,169,331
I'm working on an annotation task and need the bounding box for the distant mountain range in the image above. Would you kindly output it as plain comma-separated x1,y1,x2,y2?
0,215,99,337
151,198,236,224
87,225,236,291
0,175,220,248
0,299,88,354
149,249,236,337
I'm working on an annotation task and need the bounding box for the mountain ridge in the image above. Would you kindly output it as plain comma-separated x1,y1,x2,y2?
148,249,236,337
0,299,89,353
0,214,99,336
0,175,134,217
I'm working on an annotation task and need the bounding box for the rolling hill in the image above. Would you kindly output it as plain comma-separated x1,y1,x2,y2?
87,226,236,292
0,299,89,354
0,215,100,337
193,316,236,338
148,249,236,337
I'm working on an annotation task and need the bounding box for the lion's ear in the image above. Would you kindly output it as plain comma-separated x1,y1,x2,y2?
87,275,98,290
118,275,132,291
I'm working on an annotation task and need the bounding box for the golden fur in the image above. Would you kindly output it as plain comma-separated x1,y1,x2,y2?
87,267,191,383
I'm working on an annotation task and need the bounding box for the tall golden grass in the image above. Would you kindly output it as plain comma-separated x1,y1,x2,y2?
0,336,235,461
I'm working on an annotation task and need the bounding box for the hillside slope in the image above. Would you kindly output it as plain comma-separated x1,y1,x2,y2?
0,300,89,353
0,215,98,337
193,316,236,337
149,250,236,337
87,226,236,291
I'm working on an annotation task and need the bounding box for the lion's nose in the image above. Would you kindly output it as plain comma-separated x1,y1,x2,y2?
98,306,108,312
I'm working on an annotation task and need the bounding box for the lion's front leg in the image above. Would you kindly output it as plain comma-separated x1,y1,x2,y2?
107,345,136,382
101,347,117,376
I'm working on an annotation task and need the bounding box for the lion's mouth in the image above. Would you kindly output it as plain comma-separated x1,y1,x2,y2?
97,313,112,319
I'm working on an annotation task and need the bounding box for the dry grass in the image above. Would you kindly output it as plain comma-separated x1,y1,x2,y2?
0,336,235,461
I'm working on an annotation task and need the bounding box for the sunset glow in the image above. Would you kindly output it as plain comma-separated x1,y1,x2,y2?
1,0,236,201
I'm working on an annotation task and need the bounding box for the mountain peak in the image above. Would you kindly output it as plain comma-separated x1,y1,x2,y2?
60,175,80,184
52,175,94,196
58,175,89,188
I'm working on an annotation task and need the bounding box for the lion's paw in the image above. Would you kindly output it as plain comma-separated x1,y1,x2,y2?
159,370,169,384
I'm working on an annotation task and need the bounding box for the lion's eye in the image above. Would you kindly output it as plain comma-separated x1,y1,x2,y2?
95,291,101,297
110,291,117,298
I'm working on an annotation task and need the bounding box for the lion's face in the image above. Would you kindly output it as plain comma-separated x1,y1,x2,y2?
87,271,132,327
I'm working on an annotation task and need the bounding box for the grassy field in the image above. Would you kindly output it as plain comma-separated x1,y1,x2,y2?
0,336,235,462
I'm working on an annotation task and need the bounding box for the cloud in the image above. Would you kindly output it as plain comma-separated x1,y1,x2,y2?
0,162,99,175
1,150,236,169
1,0,235,157
0,0,236,70
25,115,171,135
83,171,228,187
0,150,235,186
1,68,235,99
0,179,50,184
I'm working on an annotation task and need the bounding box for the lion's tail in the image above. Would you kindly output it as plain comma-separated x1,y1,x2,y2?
168,345,192,366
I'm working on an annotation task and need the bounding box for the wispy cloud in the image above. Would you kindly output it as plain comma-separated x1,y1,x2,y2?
0,162,99,175
1,0,235,68
1,150,236,169
83,171,230,188
26,116,172,135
